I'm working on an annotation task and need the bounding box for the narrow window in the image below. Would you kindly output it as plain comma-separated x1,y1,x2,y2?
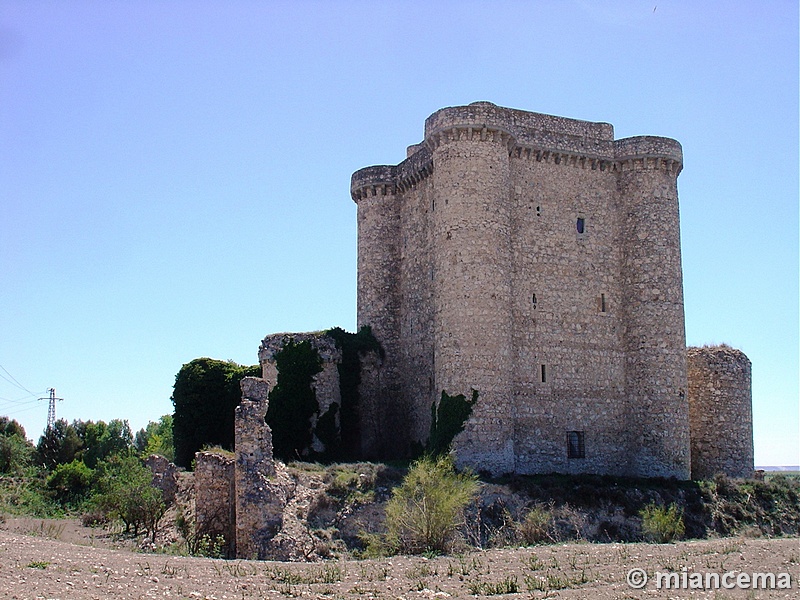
576,217,585,234
431,197,435,211
567,431,585,459
600,293,607,313
541,364,547,383
532,293,537,309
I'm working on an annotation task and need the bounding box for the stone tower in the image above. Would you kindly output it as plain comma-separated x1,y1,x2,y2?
351,102,691,478
687,346,754,479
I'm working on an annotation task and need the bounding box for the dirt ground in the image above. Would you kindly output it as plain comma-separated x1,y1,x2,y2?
0,519,797,599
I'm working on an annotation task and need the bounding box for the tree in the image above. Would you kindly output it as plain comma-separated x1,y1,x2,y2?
74,419,134,468
0,417,33,474
134,414,174,461
0,432,34,475
171,358,260,468
0,416,27,439
92,455,166,539
36,419,82,470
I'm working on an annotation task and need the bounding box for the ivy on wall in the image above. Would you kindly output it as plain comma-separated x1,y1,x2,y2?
325,326,382,461
426,389,479,457
265,340,322,461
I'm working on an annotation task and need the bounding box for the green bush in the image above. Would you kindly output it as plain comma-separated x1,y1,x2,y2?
518,504,555,545
0,433,34,475
0,469,61,517
640,501,685,543
46,460,94,506
171,358,261,468
385,455,478,554
90,456,165,540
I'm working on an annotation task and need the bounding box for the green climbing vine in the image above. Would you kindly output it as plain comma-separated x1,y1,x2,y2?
426,389,479,457
325,326,383,461
265,340,322,461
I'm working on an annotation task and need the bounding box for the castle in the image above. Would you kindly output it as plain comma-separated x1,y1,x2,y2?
195,103,754,558
346,102,752,479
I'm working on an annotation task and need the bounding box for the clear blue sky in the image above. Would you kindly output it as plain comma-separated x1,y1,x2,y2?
1,1,797,466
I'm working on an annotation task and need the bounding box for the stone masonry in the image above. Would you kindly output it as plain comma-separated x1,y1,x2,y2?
194,104,755,560
194,451,235,556
348,101,752,479
687,346,753,479
195,377,288,559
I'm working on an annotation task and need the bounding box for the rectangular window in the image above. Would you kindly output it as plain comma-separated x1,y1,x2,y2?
541,364,547,383
567,431,585,459
576,217,585,234
598,293,607,313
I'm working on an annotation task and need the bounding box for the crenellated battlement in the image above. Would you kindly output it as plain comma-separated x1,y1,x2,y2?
353,106,683,200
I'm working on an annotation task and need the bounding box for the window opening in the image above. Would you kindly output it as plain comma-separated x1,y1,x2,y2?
576,217,585,234
541,364,547,383
536,206,541,217
532,294,537,309
600,293,607,313
567,431,585,459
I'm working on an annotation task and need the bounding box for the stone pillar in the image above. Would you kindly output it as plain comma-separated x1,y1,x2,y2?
426,104,516,475
616,137,690,479
688,346,753,479
235,376,284,559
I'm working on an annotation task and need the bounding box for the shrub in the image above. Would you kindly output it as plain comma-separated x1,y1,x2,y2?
171,358,260,468
90,456,166,540
46,460,94,506
640,501,685,543
518,504,555,545
0,469,61,517
0,433,34,475
385,455,478,554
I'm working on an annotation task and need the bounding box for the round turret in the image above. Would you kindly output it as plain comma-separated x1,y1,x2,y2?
616,136,690,479
687,345,753,479
426,112,516,475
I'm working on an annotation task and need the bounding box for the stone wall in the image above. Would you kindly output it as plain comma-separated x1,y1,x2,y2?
351,102,693,478
194,451,236,556
688,346,754,479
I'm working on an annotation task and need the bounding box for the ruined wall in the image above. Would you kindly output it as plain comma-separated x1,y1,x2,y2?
194,451,235,555
259,332,342,455
145,454,178,505
351,102,694,478
688,346,754,479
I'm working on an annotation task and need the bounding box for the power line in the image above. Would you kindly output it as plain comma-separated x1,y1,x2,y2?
0,364,37,396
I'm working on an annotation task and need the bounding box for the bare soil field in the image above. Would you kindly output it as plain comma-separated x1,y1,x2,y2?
0,521,797,599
